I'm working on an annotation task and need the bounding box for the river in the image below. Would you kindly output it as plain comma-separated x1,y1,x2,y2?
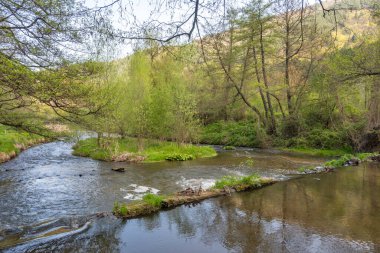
0,141,379,252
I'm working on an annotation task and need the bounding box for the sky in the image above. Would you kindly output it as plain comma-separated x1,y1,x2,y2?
83,0,233,58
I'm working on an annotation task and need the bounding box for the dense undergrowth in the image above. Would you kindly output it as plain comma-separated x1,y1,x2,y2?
200,121,367,156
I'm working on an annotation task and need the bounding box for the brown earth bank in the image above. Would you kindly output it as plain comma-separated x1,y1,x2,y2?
0,138,48,164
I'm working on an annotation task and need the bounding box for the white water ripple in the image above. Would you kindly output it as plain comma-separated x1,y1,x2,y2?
175,176,216,190
121,184,160,200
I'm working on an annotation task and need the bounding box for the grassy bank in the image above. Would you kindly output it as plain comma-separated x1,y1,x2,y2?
72,137,217,162
0,124,47,163
113,174,275,218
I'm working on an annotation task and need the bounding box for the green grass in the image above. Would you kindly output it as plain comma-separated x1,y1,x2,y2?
72,137,217,162
142,193,164,207
324,152,378,168
213,173,262,189
0,124,45,161
282,147,350,157
113,201,129,216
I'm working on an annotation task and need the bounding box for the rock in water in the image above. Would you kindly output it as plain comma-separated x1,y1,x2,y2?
345,158,360,166
370,154,380,162
112,167,125,172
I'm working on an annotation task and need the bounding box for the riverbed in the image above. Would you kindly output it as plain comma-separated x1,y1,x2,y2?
0,141,379,252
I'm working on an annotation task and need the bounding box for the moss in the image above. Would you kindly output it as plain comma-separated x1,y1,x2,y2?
72,137,217,162
223,146,236,150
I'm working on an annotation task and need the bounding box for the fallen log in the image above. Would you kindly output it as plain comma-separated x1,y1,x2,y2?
113,177,275,219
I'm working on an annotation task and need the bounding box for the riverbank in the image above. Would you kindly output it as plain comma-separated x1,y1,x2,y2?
72,137,217,162
200,121,358,156
0,125,47,163
281,147,350,157
113,174,275,219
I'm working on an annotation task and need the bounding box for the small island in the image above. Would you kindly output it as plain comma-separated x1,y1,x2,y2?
72,137,217,162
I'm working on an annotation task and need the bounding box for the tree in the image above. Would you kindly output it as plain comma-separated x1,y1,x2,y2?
0,0,111,132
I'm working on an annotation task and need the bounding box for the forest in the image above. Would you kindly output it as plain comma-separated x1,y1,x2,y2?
0,0,380,252
2,0,379,162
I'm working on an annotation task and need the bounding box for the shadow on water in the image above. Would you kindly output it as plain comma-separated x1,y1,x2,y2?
0,141,379,252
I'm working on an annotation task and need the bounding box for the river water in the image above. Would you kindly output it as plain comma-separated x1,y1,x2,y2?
0,141,379,252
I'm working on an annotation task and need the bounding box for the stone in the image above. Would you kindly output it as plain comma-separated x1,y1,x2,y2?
112,167,125,172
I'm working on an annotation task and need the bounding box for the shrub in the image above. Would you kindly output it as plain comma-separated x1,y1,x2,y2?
279,116,303,138
307,128,350,150
201,121,268,148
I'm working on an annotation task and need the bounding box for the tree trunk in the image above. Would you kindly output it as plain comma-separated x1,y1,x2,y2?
97,132,102,147
368,78,380,130
259,22,276,134
252,46,269,127
138,136,144,152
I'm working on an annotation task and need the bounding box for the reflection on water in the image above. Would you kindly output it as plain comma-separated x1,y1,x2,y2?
1,141,379,252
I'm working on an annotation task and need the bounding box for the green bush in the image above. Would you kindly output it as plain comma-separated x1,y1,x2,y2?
279,116,304,138
142,193,164,207
307,128,350,150
279,127,353,152
201,121,267,148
